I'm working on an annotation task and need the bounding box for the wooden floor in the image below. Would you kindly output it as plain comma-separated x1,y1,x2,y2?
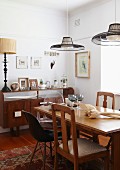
0,129,110,151
0,129,36,151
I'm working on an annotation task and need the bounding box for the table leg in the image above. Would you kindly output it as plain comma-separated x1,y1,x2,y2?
111,132,120,170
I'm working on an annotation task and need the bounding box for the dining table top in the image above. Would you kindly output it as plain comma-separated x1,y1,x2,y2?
34,104,120,136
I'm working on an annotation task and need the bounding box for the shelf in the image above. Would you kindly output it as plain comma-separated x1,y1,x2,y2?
5,95,37,99
1,87,67,93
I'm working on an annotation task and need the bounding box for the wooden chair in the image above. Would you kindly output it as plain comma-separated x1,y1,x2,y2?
96,91,115,109
96,91,115,149
51,104,109,170
79,92,115,143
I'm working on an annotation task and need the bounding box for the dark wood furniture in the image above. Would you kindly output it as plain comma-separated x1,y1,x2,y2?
52,104,109,170
0,87,74,136
34,105,120,170
96,91,115,109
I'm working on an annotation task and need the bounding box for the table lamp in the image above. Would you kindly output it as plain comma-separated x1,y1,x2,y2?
0,38,16,92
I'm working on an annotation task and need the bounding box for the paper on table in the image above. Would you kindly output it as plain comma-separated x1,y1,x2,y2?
79,103,120,119
100,112,120,119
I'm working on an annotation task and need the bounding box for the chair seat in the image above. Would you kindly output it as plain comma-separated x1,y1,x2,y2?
52,104,109,170
44,130,62,140
59,138,107,157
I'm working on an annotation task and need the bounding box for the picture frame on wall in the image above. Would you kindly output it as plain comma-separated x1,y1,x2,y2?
30,57,41,69
18,78,29,90
29,79,38,89
75,51,90,78
16,56,28,69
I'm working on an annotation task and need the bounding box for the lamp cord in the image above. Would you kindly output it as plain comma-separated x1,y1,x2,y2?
66,0,68,36
115,0,116,23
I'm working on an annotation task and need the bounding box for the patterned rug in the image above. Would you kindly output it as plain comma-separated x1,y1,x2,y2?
0,143,63,170
0,143,104,170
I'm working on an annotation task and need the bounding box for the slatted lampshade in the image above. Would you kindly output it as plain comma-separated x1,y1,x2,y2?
50,0,85,51
92,0,120,46
0,38,16,54
91,23,120,46
50,37,85,51
0,38,16,92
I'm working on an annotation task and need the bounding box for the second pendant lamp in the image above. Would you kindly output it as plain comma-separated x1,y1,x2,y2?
92,0,120,46
50,0,85,51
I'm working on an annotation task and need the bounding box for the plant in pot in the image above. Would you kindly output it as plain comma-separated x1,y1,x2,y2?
62,78,67,87
39,79,46,89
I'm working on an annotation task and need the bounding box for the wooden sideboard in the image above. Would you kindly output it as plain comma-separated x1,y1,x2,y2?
0,87,74,135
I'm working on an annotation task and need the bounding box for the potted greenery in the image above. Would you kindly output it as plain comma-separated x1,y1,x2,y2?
61,78,67,87
39,79,46,89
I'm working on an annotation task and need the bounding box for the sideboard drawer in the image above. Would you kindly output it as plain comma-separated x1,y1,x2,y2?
3,100,30,128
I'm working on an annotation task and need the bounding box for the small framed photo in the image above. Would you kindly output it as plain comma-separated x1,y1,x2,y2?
75,51,90,78
30,57,41,69
29,79,38,89
18,78,29,90
16,56,28,69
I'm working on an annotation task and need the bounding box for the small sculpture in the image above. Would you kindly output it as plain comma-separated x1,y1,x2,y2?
50,60,55,69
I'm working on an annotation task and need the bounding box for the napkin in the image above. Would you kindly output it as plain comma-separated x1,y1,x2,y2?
79,103,100,118
86,109,100,118
79,103,120,119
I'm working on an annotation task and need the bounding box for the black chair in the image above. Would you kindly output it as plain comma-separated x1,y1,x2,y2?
22,110,62,170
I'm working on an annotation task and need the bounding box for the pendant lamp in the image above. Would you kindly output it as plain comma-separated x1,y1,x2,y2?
50,0,85,51
92,0,120,46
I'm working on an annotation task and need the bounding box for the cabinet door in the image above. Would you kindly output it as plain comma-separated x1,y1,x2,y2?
30,98,44,115
4,100,30,128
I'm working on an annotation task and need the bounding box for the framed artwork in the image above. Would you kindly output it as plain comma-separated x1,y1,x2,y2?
75,51,90,78
16,56,28,69
18,78,29,90
29,79,38,89
30,57,41,69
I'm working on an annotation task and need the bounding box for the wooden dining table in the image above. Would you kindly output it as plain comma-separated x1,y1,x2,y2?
34,105,120,170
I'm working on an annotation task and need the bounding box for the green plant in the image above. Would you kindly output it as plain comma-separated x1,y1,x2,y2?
62,78,67,83
40,79,43,85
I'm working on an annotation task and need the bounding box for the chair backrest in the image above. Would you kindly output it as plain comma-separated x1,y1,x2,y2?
96,91,115,109
22,110,52,142
44,96,63,103
51,104,78,158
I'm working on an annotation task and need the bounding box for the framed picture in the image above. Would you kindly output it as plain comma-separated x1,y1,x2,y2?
29,79,38,89
75,51,90,78
16,56,28,69
18,78,29,90
30,57,41,69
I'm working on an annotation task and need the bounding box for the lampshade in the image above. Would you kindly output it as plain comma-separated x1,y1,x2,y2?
50,0,85,51
0,38,16,92
92,0,120,46
50,37,85,51
0,38,16,54
92,23,120,46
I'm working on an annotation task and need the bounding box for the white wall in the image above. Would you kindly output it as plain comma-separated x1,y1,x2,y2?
1,0,120,133
0,0,68,89
69,0,120,105
0,0,69,132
